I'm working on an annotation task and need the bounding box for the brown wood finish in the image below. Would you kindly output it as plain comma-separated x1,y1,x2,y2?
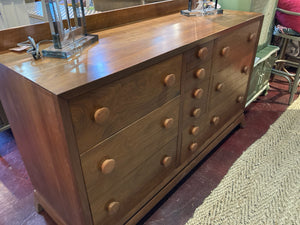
182,79,210,127
0,65,93,225
0,10,263,225
185,41,214,72
81,97,179,191
89,138,178,225
0,11,262,98
70,55,182,153
128,113,246,225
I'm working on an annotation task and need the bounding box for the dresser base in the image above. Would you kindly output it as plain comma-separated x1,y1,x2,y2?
34,190,68,225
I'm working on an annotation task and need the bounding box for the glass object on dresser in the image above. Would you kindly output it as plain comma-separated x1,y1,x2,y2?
41,0,98,58
181,0,222,16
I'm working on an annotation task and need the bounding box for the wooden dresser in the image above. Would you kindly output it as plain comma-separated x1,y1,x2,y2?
0,10,262,225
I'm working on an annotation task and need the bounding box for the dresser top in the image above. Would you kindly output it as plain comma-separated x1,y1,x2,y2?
0,10,262,98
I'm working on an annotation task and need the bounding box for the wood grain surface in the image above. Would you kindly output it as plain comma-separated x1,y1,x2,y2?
0,10,262,99
0,10,263,225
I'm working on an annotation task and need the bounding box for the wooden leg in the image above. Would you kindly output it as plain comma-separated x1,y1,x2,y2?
288,66,300,105
239,117,246,129
34,190,44,213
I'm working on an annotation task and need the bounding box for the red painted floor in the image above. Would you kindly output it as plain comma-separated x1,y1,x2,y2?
0,77,298,225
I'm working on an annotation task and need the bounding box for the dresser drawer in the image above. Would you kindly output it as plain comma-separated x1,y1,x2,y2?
185,41,213,72
70,55,182,153
87,138,177,225
212,21,259,73
182,78,210,128
209,79,245,133
183,61,211,92
81,97,179,202
209,65,248,111
180,115,211,163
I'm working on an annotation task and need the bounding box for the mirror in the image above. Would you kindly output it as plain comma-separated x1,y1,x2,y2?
0,0,168,31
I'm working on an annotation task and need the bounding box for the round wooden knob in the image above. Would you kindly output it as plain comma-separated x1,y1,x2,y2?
94,107,110,125
189,142,198,152
216,83,224,91
99,159,116,174
190,126,200,136
211,116,220,126
107,201,120,215
193,88,204,99
248,33,256,42
195,68,206,80
192,108,201,118
242,66,249,74
161,156,172,167
163,118,174,129
221,46,230,57
197,47,208,60
236,95,244,103
164,74,176,87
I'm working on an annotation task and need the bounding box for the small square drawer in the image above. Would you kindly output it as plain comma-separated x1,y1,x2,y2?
185,41,213,72
182,78,210,128
70,55,182,153
183,61,211,92
180,115,211,163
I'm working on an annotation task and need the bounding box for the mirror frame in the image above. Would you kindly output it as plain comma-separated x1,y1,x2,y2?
0,0,186,52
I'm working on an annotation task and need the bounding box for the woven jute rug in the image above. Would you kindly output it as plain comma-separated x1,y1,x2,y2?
185,98,300,225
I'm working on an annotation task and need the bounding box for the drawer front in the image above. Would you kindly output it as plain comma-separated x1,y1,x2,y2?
209,83,245,133
183,60,211,93
185,41,213,72
70,55,182,153
86,138,177,225
81,97,180,224
182,78,210,128
180,115,211,163
210,65,249,110
212,21,260,73
81,97,179,192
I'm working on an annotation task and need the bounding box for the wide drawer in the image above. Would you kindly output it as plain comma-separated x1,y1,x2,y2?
81,96,179,191
70,55,182,153
85,138,177,225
